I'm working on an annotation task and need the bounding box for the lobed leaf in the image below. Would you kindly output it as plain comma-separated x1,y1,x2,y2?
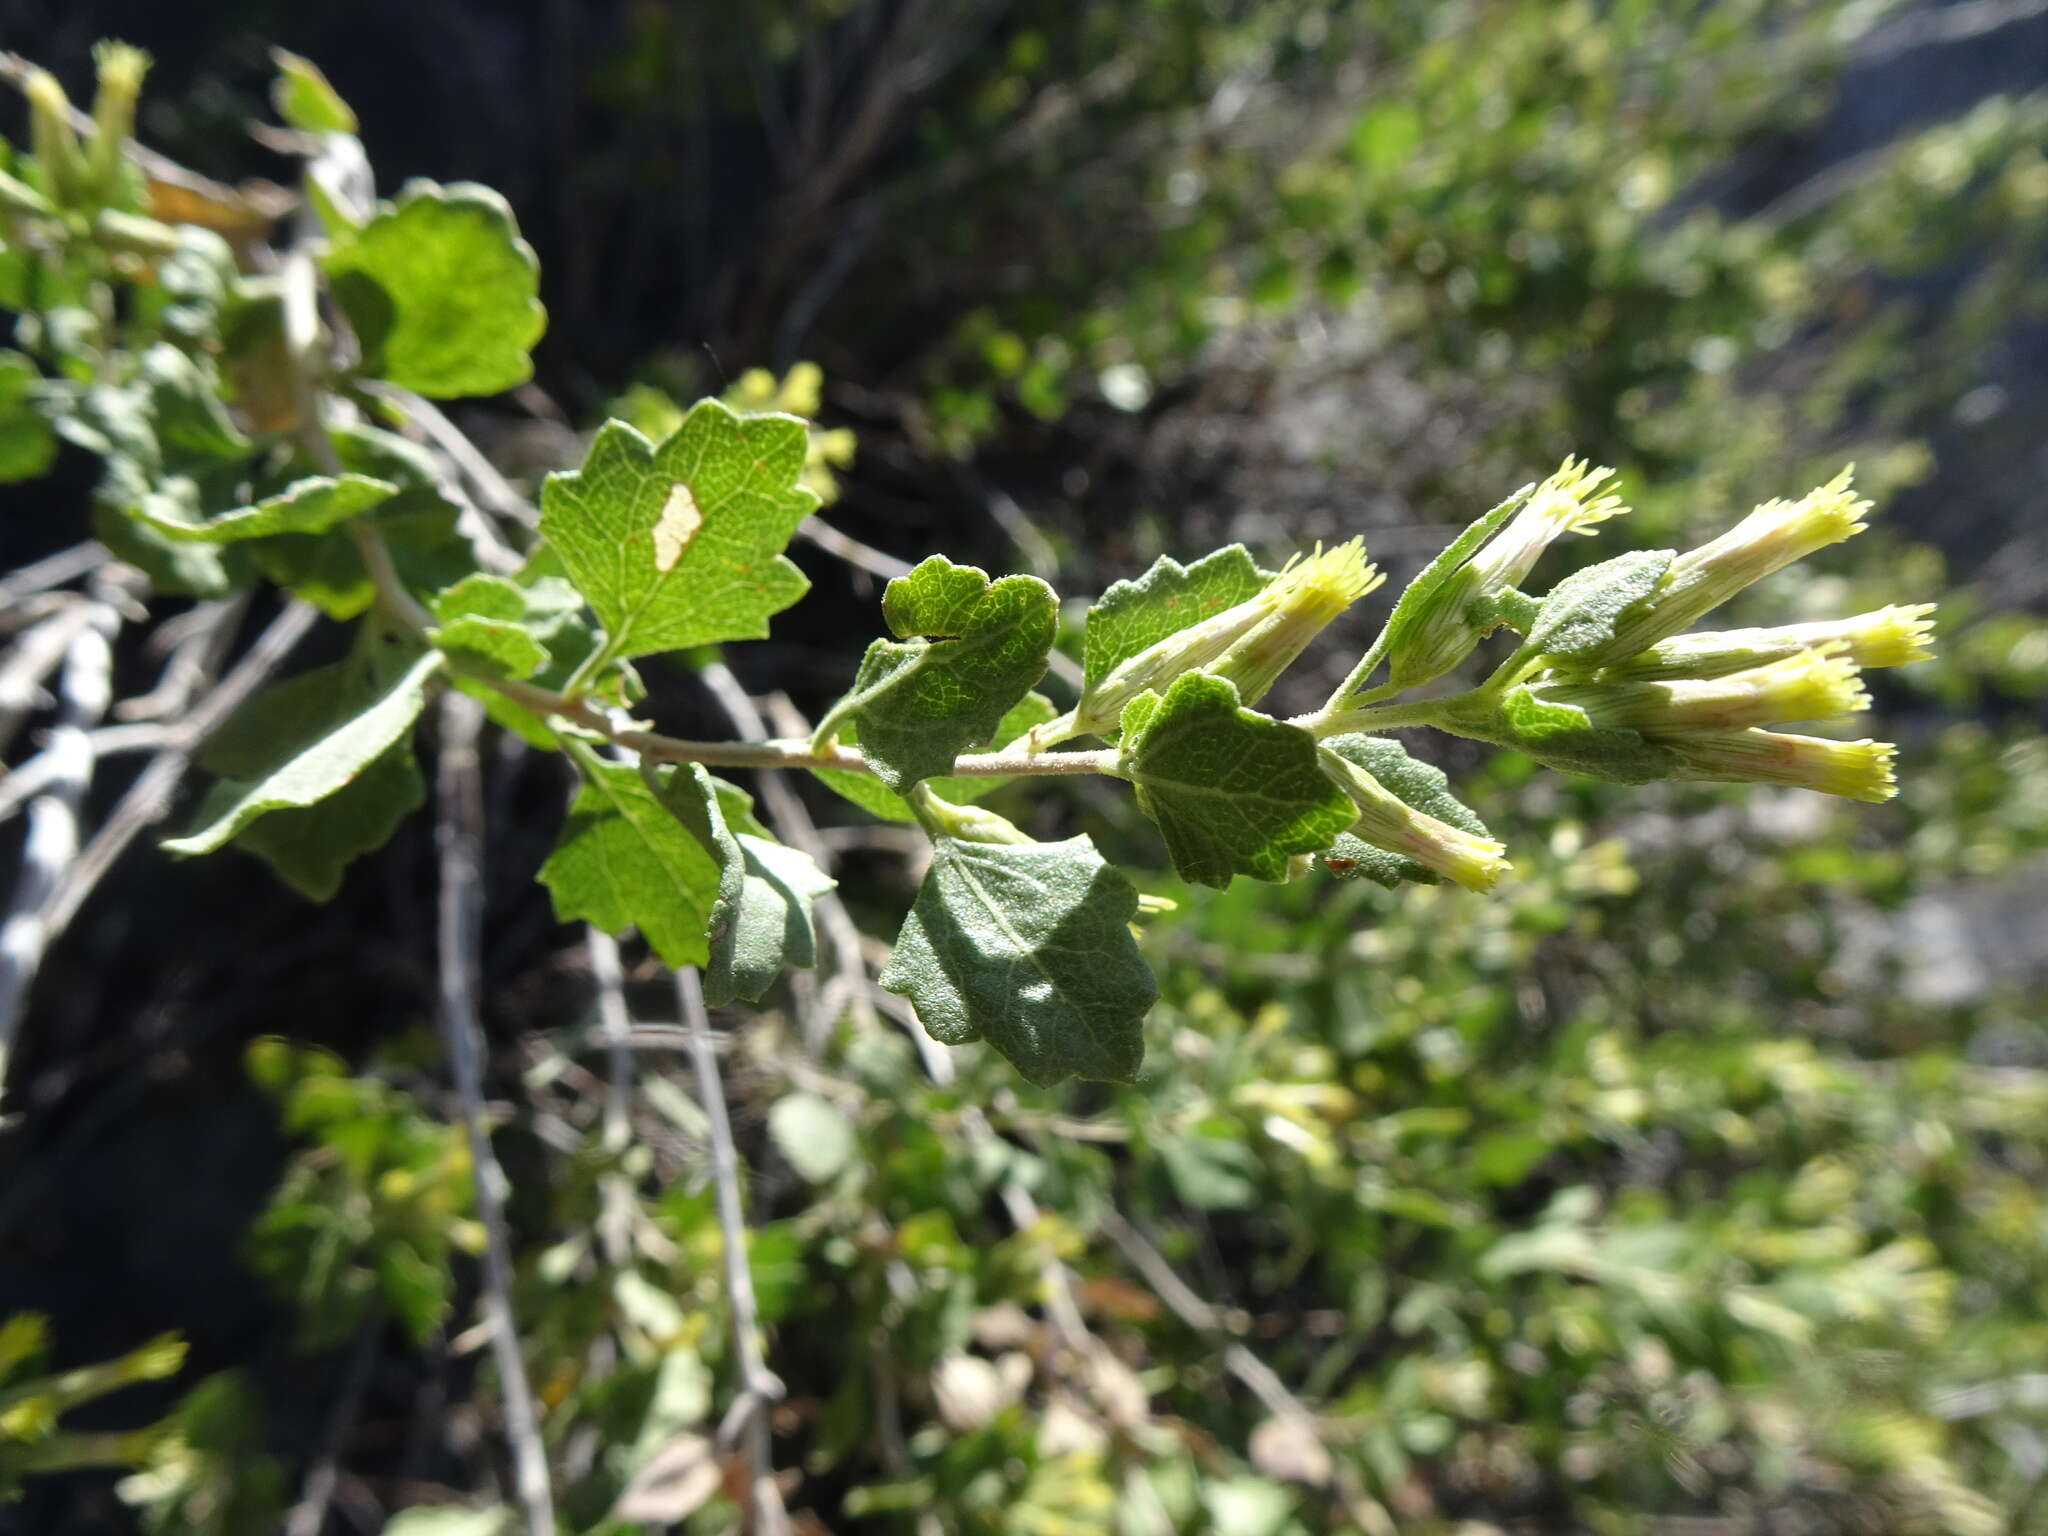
536,759,721,968
880,834,1155,1087
323,180,545,398
816,556,1057,792
1082,545,1268,689
539,401,816,661
429,573,555,680
1118,672,1356,888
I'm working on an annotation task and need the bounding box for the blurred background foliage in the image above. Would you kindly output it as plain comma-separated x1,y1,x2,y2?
4,0,2048,1531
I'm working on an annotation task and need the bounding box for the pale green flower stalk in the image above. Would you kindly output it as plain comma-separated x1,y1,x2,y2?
1389,458,1626,689
1542,646,1871,731
1658,729,1898,803
1595,603,1936,681
1318,749,1512,891
1075,540,1380,732
1589,469,1870,665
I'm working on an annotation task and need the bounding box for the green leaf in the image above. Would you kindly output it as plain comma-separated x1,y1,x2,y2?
1083,545,1268,689
378,1510,515,1536
662,764,835,1005
324,180,545,398
0,350,57,481
1119,673,1356,888
1525,549,1675,660
537,758,721,969
1444,686,1677,786
538,401,817,661
768,1093,858,1184
165,651,440,886
1319,734,1491,888
138,472,396,542
428,573,557,680
137,343,250,461
1366,485,1534,692
816,556,1057,792
271,49,358,135
814,692,1056,822
879,833,1156,1087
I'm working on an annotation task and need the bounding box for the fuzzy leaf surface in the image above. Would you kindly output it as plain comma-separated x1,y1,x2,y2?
139,472,396,542
1446,686,1678,785
1319,734,1491,887
165,650,439,865
880,834,1155,1087
664,765,835,1005
1119,673,1355,887
813,692,1057,823
819,557,1057,792
324,180,545,398
1083,546,1268,688
537,761,720,968
1526,549,1675,661
539,402,816,660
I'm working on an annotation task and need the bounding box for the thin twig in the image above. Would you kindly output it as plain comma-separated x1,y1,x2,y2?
0,593,118,1068
1098,1207,1392,1532
283,1313,382,1536
0,723,185,822
493,675,1119,779
676,967,789,1536
0,604,96,760
0,541,107,608
796,515,912,582
433,691,555,1536
587,925,637,1268
361,383,540,530
44,598,320,942
116,594,248,722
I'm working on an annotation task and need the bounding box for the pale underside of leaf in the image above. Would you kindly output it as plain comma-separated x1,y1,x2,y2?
880,834,1156,1088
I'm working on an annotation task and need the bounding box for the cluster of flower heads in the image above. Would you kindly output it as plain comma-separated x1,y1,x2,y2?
1518,463,1927,797
1071,458,1934,896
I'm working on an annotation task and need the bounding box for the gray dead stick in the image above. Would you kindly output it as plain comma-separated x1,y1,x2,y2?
42,598,320,944
0,597,119,1072
434,691,556,1536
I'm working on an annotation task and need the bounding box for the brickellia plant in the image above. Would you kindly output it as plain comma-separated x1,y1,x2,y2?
0,43,1938,1086
0,42,1940,1524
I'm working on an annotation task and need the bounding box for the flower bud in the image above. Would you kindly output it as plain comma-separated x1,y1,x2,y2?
23,67,83,210
1658,728,1897,803
1592,469,1870,663
1597,603,1935,681
1319,749,1511,891
1389,458,1626,689
1541,647,1870,731
87,42,150,204
1209,539,1382,706
1077,539,1379,730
